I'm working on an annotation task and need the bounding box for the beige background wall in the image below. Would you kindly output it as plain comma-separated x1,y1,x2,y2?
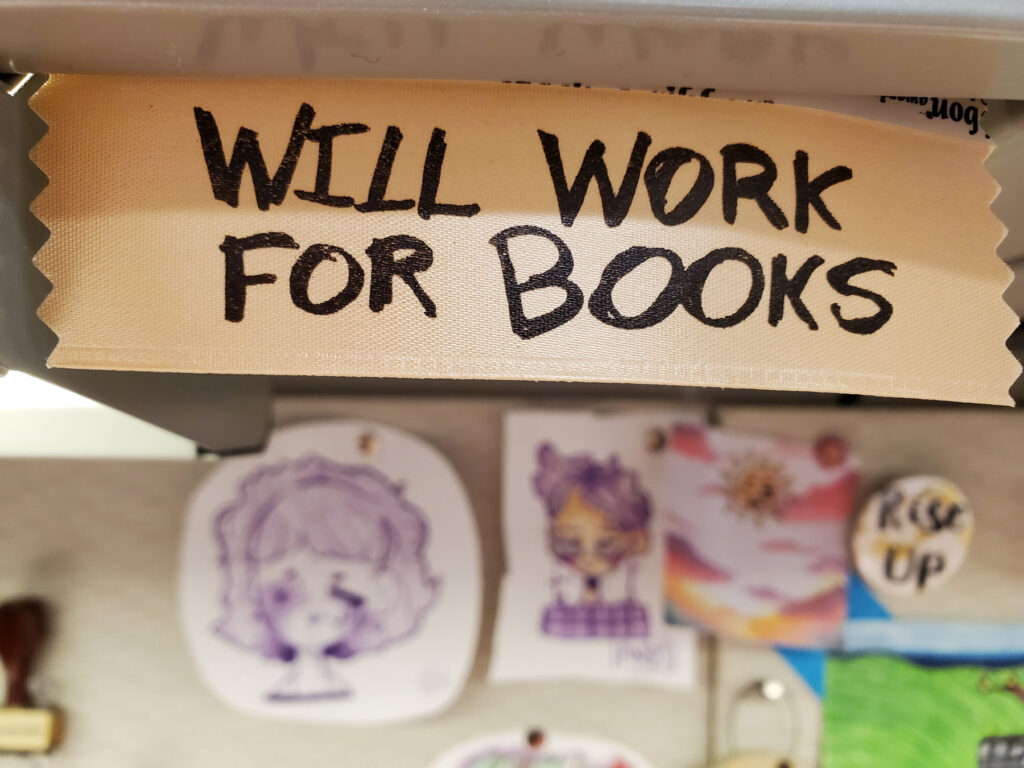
0,399,1020,767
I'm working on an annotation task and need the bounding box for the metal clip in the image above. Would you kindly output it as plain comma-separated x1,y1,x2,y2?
5,73,38,98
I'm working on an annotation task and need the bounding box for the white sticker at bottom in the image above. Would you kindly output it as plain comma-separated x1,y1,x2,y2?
713,754,798,768
179,420,482,724
429,730,656,768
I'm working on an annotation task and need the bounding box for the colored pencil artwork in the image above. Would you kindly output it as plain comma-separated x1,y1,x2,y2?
824,656,1024,768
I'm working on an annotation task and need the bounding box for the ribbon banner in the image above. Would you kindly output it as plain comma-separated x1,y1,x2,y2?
31,76,1018,403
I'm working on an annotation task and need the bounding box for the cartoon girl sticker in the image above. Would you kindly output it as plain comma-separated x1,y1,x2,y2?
533,444,652,639
212,455,439,702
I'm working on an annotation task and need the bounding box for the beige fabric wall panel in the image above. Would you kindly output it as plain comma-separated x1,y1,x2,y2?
0,397,709,768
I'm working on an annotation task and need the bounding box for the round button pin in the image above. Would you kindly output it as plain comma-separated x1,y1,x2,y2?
853,476,973,597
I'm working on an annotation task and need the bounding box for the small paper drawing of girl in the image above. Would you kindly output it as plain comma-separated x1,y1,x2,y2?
213,455,439,702
534,443,652,639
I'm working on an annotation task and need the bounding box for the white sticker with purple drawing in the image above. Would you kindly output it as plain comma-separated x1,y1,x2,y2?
428,730,656,768
489,411,698,689
180,421,481,723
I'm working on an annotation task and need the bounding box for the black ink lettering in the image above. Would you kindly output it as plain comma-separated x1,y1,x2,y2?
218,232,298,322
794,150,852,233
827,258,896,334
290,243,365,315
721,143,788,230
355,126,416,213
681,247,765,328
769,254,824,329
489,225,584,339
643,148,714,226
964,105,980,135
589,247,685,329
365,235,437,317
933,504,963,532
884,548,914,582
911,498,962,533
538,130,652,227
292,122,372,207
917,553,945,589
913,495,929,532
878,489,903,529
293,122,370,207
418,128,481,220
194,104,314,210
927,98,948,120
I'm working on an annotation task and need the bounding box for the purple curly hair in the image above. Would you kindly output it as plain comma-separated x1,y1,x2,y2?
533,443,651,532
213,455,439,662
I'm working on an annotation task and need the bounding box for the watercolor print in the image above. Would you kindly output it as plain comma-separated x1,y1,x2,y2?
428,730,657,768
663,425,858,647
181,421,481,724
535,444,651,639
489,411,697,690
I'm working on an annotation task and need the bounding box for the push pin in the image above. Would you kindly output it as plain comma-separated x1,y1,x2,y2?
0,599,61,753
714,678,800,768
525,728,546,751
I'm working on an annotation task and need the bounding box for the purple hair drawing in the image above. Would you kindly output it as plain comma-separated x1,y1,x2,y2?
213,455,439,702
534,444,652,639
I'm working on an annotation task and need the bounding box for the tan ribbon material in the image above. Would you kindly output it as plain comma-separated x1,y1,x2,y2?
31,76,1019,403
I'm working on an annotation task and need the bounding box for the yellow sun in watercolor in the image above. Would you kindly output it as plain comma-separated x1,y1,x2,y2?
722,453,792,524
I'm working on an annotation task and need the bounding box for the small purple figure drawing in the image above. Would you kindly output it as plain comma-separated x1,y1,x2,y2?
534,444,651,639
213,455,439,702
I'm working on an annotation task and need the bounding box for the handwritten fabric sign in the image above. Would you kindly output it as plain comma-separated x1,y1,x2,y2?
31,76,1018,402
